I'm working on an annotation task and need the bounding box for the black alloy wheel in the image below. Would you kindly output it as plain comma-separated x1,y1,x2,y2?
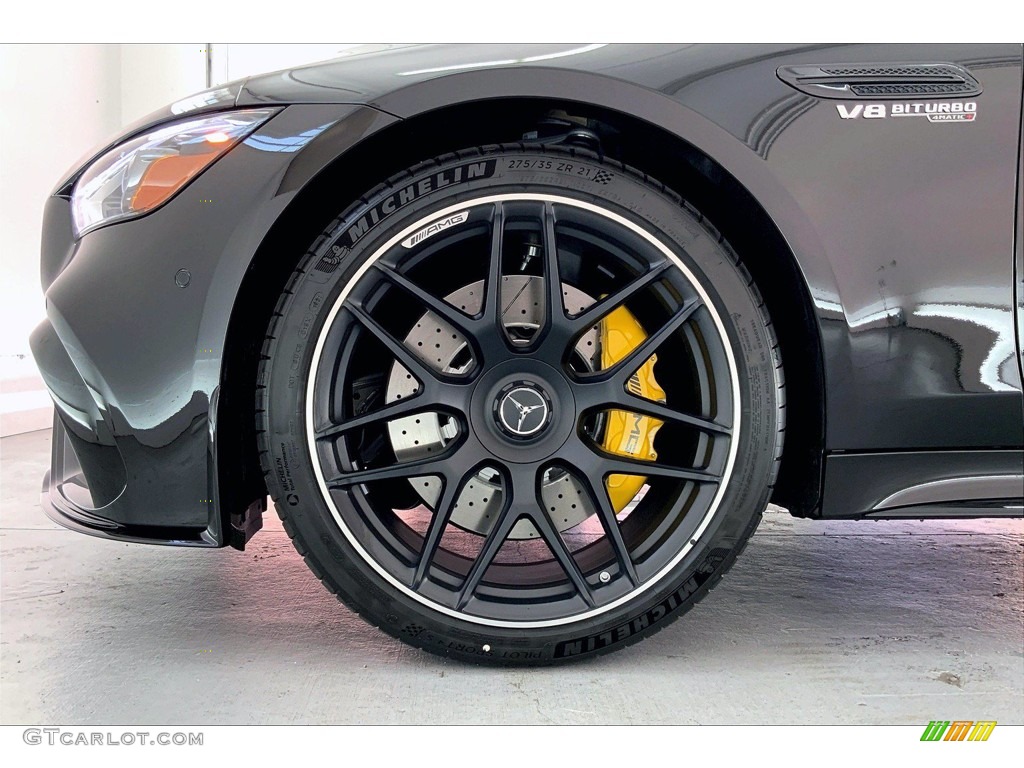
259,146,784,663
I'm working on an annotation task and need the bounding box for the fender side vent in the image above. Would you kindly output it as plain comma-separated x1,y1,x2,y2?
851,82,976,96
778,62,982,100
822,65,959,77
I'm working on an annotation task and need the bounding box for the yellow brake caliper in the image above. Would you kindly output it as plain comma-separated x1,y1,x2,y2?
599,305,666,512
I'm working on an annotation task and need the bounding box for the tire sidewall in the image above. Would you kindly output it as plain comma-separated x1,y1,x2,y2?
261,147,780,663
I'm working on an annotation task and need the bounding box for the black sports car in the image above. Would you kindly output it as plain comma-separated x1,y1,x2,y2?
31,43,1024,663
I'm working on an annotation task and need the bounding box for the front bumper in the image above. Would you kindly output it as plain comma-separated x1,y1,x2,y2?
31,317,221,546
42,412,219,546
29,102,394,548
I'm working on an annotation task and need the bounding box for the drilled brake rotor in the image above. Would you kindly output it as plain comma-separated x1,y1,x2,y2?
385,275,599,539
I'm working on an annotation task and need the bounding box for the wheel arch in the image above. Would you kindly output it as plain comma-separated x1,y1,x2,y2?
220,79,830,535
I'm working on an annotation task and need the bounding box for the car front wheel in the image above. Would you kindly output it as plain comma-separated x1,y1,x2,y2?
258,145,784,663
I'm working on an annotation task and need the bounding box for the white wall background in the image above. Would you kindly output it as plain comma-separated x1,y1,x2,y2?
0,44,207,361
120,44,208,126
211,44,363,84
0,44,206,435
0,44,364,436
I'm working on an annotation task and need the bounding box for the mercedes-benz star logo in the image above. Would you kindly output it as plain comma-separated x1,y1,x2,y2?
498,386,550,437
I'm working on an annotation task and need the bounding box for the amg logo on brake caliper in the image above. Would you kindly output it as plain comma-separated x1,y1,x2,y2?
600,306,667,511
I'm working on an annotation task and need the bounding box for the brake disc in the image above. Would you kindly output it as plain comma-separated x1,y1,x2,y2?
385,275,599,539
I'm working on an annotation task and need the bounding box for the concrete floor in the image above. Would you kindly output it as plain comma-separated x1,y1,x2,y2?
2,428,1022,725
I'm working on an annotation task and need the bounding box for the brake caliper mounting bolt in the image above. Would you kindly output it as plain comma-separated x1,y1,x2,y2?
599,571,611,583
520,243,539,271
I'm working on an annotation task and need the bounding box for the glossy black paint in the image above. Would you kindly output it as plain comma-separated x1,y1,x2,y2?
32,44,1023,548
35,103,397,544
824,450,1024,518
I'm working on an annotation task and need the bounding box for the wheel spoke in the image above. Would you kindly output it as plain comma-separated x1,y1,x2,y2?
456,464,597,610
578,394,731,437
315,393,432,440
598,298,702,386
570,261,671,333
573,469,639,587
411,468,470,590
565,433,720,485
524,496,596,607
327,450,458,488
618,397,730,436
539,202,567,336
456,493,522,611
483,203,506,337
345,302,451,385
601,454,721,485
374,262,480,341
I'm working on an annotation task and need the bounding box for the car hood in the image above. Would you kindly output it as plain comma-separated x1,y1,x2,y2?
232,43,835,115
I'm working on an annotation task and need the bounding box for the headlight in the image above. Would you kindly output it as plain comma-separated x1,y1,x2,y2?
71,109,275,237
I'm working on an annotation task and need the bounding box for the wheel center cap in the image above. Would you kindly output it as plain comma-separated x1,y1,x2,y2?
471,361,574,463
494,383,552,439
